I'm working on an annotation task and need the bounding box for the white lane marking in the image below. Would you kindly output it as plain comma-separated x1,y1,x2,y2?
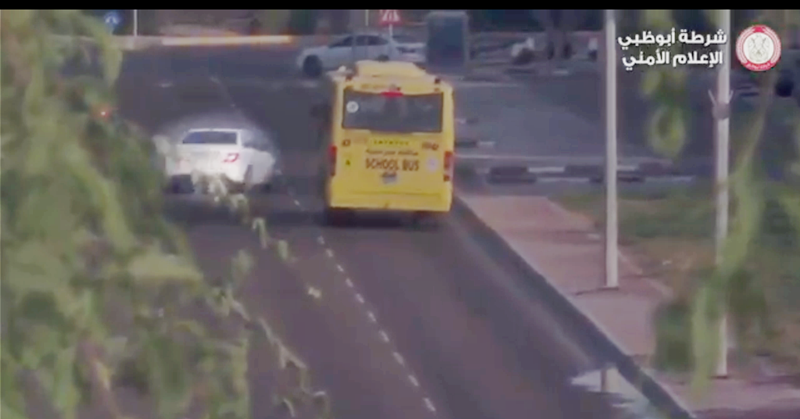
307,286,322,299
293,198,301,206
424,398,437,412
393,351,405,366
306,236,436,417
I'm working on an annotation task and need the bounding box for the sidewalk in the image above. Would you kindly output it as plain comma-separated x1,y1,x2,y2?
456,193,800,419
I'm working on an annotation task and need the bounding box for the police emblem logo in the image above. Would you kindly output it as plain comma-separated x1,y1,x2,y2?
736,25,782,72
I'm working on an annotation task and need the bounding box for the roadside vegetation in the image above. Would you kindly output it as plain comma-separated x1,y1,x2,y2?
559,9,800,394
558,183,800,370
2,10,329,419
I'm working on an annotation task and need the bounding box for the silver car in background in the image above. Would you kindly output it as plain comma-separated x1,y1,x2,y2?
152,111,281,194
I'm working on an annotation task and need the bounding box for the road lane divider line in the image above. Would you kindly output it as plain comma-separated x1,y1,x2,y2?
393,351,405,366
424,398,437,412
285,194,438,416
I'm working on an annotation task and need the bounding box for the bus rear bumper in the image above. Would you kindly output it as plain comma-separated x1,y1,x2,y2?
327,192,452,213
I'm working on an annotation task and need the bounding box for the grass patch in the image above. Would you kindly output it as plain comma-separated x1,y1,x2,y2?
555,184,800,369
558,185,716,295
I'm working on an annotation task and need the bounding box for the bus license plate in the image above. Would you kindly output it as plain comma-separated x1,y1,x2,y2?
382,173,397,184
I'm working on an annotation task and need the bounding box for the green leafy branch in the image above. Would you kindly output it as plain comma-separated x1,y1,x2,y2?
2,10,330,419
639,9,800,393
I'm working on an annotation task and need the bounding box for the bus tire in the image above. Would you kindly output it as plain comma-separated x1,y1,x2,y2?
322,207,347,226
410,211,441,230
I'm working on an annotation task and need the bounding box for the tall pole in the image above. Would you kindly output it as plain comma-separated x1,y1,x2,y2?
365,9,369,27
133,9,138,37
604,9,619,289
714,9,732,379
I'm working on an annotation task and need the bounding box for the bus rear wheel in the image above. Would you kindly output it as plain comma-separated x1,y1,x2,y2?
409,211,441,230
322,207,350,226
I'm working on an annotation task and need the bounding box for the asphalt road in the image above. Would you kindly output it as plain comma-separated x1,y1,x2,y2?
115,45,637,419
513,67,798,178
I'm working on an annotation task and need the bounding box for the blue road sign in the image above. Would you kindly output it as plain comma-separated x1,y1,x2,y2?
103,11,121,32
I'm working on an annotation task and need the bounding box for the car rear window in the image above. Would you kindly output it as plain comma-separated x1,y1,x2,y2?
342,89,443,133
182,130,238,145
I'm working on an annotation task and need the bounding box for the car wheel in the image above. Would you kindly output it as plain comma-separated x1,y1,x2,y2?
512,48,534,66
303,56,323,78
377,54,390,62
546,43,573,60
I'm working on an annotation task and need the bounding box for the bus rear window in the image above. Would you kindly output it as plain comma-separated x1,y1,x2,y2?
342,89,443,133
182,130,238,145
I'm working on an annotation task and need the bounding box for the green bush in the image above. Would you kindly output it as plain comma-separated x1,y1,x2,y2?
1,10,330,419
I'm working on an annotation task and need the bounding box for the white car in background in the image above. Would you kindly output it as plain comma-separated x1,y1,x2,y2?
296,32,426,78
153,112,281,194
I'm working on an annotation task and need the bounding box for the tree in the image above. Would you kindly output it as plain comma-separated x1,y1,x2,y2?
641,9,800,392
531,10,591,63
1,10,330,419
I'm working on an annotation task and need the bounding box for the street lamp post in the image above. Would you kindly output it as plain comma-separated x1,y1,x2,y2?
604,9,619,289
713,9,732,379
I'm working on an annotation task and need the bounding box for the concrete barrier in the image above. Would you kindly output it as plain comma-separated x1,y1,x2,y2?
455,157,694,185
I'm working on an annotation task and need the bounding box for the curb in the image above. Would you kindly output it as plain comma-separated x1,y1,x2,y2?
450,194,697,419
456,162,695,185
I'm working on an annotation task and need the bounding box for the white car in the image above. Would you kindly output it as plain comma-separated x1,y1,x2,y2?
296,32,426,78
152,112,281,194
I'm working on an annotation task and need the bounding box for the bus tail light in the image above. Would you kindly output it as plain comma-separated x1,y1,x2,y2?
223,153,239,163
443,151,453,182
329,145,337,176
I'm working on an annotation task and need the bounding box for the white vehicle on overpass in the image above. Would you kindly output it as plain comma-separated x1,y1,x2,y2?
152,112,281,194
296,32,426,78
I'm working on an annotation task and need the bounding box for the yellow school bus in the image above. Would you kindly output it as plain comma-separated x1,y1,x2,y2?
311,60,455,226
